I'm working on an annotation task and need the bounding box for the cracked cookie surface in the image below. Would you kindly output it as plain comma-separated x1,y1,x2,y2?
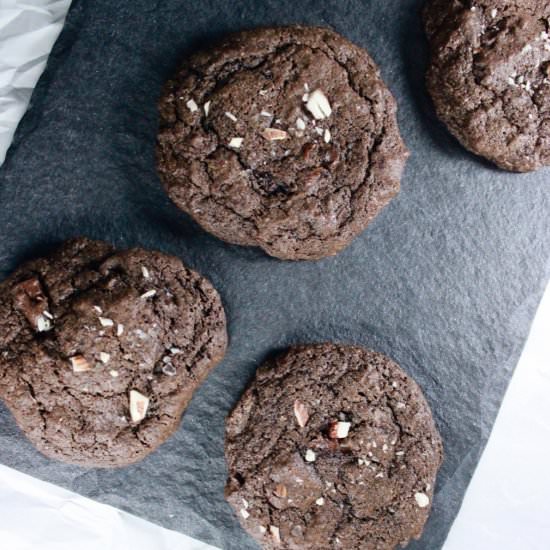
156,26,408,260
425,0,550,172
0,238,227,467
224,343,443,550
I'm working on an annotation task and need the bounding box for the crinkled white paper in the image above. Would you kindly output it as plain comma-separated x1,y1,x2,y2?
0,464,218,550
0,0,72,165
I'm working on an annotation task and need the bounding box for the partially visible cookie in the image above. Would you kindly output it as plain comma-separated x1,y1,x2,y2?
425,0,550,172
157,26,408,260
225,343,443,550
0,238,227,467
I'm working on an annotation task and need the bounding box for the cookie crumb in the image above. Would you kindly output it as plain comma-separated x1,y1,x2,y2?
99,317,114,327
109,370,119,378
117,323,124,336
260,111,272,117
296,118,306,130
225,111,238,122
204,101,211,116
324,128,331,143
141,266,150,279
240,508,250,519
140,289,157,299
93,305,103,314
99,352,110,364
315,497,325,506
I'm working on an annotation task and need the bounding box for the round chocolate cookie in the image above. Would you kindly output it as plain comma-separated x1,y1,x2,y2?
0,238,227,467
424,0,550,172
225,344,443,550
157,26,408,260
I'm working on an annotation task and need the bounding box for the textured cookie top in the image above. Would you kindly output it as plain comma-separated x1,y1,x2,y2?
157,26,408,260
425,0,550,172
0,238,227,467
225,344,443,550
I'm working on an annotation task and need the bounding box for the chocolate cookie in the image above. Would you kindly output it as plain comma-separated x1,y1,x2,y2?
425,0,550,172
225,344,443,549
0,238,227,467
157,26,408,260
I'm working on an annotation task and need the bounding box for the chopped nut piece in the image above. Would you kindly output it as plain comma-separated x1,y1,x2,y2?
240,508,250,519
315,497,325,506
260,111,272,117
229,137,243,148
93,305,103,314
414,492,430,508
259,89,268,96
99,352,110,364
273,484,288,498
262,128,288,141
293,400,309,428
204,101,211,116
302,93,310,102
306,89,332,120
259,525,267,534
99,317,114,327
269,525,281,544
225,111,238,122
70,355,91,372
140,289,157,299
141,266,150,279
296,117,306,131
36,315,52,332
129,390,150,423
242,498,249,508
186,99,198,112
109,370,119,378
324,128,331,143
328,421,351,439
13,278,53,332
162,363,177,376
117,323,124,336
305,449,316,462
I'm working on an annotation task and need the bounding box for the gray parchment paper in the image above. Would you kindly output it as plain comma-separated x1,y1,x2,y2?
0,1,549,548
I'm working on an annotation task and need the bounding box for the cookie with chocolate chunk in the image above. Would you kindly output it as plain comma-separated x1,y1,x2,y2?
225,343,443,549
156,26,408,260
425,0,550,172
0,238,227,467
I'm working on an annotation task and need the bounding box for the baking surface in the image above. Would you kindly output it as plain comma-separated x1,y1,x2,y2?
0,1,549,549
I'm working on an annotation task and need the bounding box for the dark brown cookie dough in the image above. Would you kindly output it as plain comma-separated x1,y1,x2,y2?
225,344,443,550
425,0,550,172
0,238,227,467
157,26,408,260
